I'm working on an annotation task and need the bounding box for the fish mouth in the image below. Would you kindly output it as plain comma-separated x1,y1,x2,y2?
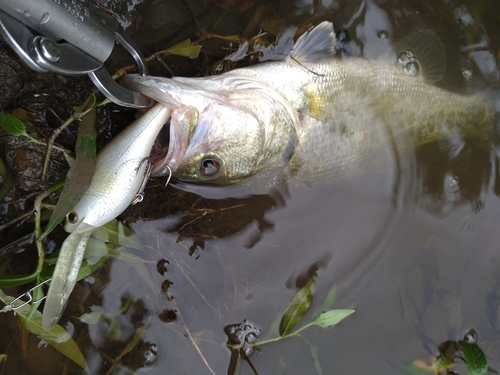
121,75,214,177
150,116,183,176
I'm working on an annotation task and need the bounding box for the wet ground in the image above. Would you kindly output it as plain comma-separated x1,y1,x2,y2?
1,0,500,374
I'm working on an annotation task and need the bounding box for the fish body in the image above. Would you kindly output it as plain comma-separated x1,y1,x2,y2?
42,103,171,331
122,22,496,193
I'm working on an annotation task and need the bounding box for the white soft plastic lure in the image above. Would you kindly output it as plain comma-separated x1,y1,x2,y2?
42,103,171,331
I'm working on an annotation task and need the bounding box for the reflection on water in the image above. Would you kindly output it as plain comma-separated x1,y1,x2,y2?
2,0,500,374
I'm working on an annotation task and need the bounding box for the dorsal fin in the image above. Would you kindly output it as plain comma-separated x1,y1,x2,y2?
288,21,336,63
394,30,446,84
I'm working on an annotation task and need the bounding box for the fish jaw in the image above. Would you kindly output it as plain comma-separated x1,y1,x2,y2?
120,75,224,111
122,75,300,185
42,104,171,330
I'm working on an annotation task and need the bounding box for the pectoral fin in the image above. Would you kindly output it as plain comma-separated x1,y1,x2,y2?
42,222,97,331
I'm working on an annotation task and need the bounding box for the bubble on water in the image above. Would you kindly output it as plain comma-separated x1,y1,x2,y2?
398,50,420,78
462,68,473,80
444,174,460,194
246,332,258,344
403,61,420,77
475,201,484,212
225,320,261,347
398,52,411,66
464,329,477,343
378,30,389,39
142,344,158,365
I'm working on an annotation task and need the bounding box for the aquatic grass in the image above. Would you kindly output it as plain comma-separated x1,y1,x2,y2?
227,273,355,375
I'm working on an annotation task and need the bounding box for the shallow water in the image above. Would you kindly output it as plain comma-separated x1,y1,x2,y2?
2,0,500,374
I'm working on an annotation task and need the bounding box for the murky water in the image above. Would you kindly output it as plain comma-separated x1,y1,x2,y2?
2,0,500,374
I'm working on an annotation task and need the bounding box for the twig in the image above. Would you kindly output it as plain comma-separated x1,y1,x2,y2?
33,191,49,274
23,133,73,155
240,348,259,375
167,290,217,375
41,94,95,179
0,210,33,232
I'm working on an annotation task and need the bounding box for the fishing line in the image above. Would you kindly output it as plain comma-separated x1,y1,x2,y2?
289,56,326,77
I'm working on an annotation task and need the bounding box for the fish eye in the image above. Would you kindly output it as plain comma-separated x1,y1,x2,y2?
66,210,78,224
199,158,220,176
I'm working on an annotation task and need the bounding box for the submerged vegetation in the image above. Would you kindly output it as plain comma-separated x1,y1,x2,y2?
226,274,355,375
400,330,497,375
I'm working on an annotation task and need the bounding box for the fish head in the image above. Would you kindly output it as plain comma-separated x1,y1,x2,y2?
123,75,300,185
167,101,272,183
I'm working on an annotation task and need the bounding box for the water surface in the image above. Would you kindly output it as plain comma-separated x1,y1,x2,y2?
2,0,500,374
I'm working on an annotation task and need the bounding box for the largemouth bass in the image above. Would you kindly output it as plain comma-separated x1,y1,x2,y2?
121,22,496,194
42,103,171,331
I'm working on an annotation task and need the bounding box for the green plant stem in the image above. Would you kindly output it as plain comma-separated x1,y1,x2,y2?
227,322,316,350
0,181,62,233
23,133,72,156
41,94,95,178
34,191,49,274
0,210,33,232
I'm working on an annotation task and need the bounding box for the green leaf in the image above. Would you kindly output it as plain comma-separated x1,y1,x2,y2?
0,113,26,136
92,220,143,250
0,272,38,287
117,297,133,315
94,98,111,108
118,325,146,359
233,352,241,375
298,335,322,375
311,309,355,328
77,136,97,160
77,311,105,325
0,259,11,275
0,354,6,363
76,254,109,281
108,317,122,341
108,247,158,296
311,284,336,322
460,341,488,375
91,93,97,108
264,313,282,339
41,245,109,281
84,237,111,264
0,290,89,373
0,157,14,200
280,273,317,336
73,106,83,113
161,39,202,58
27,277,45,320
